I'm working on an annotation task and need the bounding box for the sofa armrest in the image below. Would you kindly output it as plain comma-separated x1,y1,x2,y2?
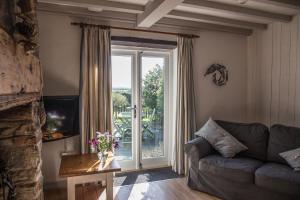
185,137,214,170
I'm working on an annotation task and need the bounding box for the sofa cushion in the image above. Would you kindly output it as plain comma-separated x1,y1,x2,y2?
216,120,269,161
268,124,300,164
199,154,263,184
279,147,300,171
195,118,248,158
255,163,300,196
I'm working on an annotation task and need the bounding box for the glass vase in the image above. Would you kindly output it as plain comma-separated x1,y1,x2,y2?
97,151,108,167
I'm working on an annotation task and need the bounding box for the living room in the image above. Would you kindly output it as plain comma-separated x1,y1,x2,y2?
0,0,299,200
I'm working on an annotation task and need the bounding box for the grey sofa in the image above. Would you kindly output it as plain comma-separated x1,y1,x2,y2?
185,120,300,200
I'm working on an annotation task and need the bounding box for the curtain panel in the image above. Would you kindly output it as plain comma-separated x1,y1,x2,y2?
172,36,196,175
80,26,112,154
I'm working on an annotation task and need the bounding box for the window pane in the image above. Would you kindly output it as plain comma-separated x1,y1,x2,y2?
112,55,133,160
141,56,165,159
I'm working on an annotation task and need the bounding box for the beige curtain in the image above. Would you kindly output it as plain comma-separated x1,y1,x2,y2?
80,26,112,154
172,36,196,174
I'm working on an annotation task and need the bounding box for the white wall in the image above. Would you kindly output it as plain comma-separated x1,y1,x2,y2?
38,11,248,184
193,31,247,128
38,12,82,186
247,15,300,127
39,13,81,96
41,136,80,186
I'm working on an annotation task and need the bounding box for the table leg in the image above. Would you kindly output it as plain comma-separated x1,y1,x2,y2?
67,177,75,200
106,172,113,200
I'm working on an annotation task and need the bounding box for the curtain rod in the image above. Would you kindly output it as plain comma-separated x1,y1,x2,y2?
71,22,199,38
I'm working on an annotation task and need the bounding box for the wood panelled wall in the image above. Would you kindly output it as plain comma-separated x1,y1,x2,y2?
247,14,300,127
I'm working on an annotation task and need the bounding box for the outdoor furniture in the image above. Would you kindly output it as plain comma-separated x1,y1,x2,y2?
113,116,132,143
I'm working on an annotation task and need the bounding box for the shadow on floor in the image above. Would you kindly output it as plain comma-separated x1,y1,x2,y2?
114,167,183,186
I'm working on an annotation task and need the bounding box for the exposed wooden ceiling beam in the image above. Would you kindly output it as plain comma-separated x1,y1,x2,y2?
137,0,183,28
37,2,137,23
37,0,144,14
37,2,253,36
38,0,266,30
253,0,300,6
251,0,300,10
167,10,267,30
158,18,252,36
182,0,293,22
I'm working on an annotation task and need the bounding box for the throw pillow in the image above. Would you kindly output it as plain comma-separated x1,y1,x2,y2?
195,118,248,158
279,147,300,171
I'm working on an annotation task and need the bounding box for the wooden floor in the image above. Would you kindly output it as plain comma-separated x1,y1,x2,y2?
44,178,220,200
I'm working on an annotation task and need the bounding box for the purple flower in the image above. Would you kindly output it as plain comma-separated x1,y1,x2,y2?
89,131,119,152
113,139,119,149
89,138,99,148
104,131,112,137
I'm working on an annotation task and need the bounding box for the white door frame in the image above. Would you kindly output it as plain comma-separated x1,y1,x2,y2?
139,51,170,169
111,50,137,170
112,46,172,170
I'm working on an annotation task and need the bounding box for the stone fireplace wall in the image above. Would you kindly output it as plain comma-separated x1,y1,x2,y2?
0,102,43,200
0,1,43,199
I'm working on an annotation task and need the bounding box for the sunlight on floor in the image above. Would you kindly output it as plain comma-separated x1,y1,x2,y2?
129,182,151,199
44,178,220,200
97,179,219,200
97,182,151,200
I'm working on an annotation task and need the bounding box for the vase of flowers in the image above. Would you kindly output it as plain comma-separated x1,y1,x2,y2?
89,131,119,166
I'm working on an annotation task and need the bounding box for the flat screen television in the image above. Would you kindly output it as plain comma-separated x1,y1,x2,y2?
42,95,79,142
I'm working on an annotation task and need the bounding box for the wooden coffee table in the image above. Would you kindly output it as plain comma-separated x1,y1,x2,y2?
59,153,121,200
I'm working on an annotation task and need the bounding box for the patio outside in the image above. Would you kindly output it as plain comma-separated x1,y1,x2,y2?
112,62,164,161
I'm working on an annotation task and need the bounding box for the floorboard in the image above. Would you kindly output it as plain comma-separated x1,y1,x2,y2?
44,178,220,200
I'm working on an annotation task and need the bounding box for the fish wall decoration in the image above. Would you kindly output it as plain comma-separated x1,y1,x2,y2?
204,63,228,86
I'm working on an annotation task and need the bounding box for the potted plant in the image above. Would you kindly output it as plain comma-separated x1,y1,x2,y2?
89,131,119,166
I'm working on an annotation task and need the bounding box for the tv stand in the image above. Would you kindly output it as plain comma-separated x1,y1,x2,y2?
42,131,78,143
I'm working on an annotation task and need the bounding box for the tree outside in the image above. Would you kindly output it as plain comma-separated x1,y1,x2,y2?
112,92,129,111
112,63,164,159
141,64,164,156
142,64,164,115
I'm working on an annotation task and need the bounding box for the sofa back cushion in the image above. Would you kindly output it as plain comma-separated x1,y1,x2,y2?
268,124,300,164
216,120,269,161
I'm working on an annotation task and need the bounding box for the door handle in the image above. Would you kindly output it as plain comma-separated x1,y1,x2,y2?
129,105,137,118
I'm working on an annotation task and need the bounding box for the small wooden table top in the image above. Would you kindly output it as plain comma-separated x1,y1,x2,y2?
59,153,121,178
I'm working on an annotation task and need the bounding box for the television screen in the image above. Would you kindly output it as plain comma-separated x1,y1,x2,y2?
42,96,79,142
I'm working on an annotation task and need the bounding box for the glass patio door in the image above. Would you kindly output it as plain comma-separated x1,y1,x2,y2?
112,49,169,170
140,53,169,168
112,51,137,170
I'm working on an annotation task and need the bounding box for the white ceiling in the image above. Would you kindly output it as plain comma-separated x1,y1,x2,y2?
106,0,300,24
207,0,299,15
107,0,299,15
175,5,273,23
37,0,300,36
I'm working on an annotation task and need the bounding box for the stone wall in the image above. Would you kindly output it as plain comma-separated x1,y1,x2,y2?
0,28,42,96
0,0,42,112
0,102,43,200
0,1,43,199
0,26,42,111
